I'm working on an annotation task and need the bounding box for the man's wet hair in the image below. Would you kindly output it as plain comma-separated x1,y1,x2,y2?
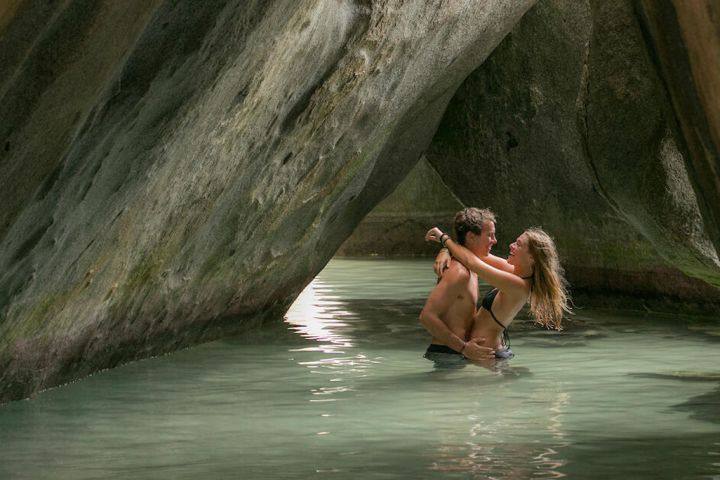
454,208,496,245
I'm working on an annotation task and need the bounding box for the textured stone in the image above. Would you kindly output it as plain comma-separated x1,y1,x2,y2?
636,0,720,255
0,0,535,401
336,156,463,256
423,0,720,302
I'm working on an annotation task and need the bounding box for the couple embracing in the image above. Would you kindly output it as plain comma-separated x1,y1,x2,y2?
420,208,570,366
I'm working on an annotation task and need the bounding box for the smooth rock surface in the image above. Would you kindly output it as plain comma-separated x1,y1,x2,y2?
0,0,535,401
637,0,720,254
422,0,720,302
336,156,463,256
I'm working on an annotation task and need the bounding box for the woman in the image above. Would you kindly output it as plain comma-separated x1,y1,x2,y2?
426,226,571,359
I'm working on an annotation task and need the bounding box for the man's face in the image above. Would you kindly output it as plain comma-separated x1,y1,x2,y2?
468,220,496,255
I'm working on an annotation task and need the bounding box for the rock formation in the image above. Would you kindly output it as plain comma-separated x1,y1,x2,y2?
2,0,718,403
0,0,536,401
336,156,463,256
349,0,720,307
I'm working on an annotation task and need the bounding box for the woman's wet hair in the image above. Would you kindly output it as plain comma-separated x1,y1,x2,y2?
524,228,571,330
454,208,495,245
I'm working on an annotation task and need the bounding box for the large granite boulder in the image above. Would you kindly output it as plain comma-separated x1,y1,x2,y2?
0,1,535,401
420,0,719,305
636,0,720,259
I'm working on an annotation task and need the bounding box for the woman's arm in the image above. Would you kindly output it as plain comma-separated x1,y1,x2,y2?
425,228,526,293
433,248,513,278
482,253,515,273
446,251,514,274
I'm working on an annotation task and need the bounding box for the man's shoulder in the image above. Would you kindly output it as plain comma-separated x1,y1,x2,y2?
441,261,472,284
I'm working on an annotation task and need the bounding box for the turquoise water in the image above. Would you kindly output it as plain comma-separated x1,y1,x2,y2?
1,258,719,479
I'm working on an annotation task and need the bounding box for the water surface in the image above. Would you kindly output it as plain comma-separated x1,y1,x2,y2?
1,258,719,479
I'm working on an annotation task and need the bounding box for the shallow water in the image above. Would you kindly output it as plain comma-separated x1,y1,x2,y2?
1,258,719,479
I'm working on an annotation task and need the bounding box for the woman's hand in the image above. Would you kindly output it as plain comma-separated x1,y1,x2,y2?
425,227,444,243
433,248,451,278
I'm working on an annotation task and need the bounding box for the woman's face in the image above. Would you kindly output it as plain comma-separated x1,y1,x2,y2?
507,233,533,268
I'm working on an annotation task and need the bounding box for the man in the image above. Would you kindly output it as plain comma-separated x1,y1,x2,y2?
419,207,498,364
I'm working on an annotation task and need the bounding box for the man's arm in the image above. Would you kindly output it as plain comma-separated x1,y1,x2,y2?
419,266,468,353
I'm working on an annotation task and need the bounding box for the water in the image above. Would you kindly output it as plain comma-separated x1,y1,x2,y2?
1,258,719,479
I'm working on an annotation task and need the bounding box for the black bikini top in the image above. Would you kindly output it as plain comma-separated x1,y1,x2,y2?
477,288,504,332
477,275,533,332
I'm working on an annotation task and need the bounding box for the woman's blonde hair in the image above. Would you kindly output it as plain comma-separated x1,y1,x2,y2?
524,228,571,330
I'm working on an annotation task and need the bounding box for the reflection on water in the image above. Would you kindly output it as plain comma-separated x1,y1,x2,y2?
285,280,354,352
285,261,560,478
0,258,719,479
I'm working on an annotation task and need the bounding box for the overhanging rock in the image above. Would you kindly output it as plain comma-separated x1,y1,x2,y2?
0,0,536,402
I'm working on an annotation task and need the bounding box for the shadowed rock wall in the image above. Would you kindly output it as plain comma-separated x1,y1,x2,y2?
422,0,719,305
0,0,535,401
636,0,720,254
336,156,463,256
343,0,720,307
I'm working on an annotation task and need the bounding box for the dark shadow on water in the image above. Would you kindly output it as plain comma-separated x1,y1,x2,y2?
421,355,533,378
559,433,720,480
628,372,720,425
423,351,467,370
674,386,720,425
628,372,720,382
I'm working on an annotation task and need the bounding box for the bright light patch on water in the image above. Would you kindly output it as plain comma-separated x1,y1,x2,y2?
285,280,354,352
0,258,718,479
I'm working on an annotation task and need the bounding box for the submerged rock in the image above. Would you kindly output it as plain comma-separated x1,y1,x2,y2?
0,1,535,401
